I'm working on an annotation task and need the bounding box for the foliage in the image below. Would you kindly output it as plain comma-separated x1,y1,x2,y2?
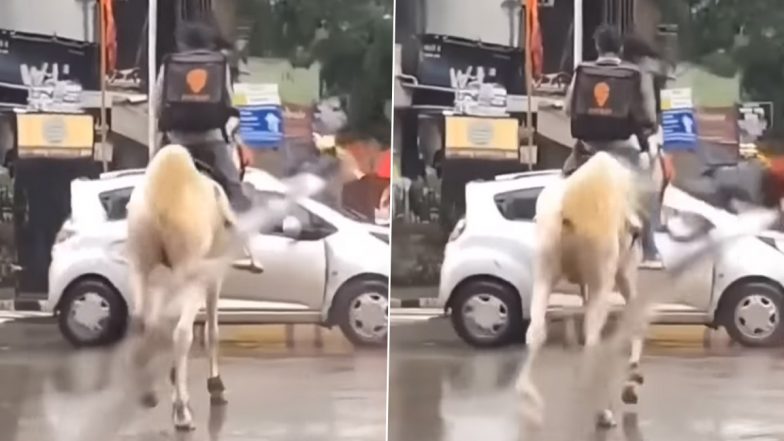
236,0,393,133
655,0,784,136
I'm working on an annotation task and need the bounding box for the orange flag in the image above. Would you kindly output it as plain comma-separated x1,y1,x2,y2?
525,0,544,79
101,0,117,73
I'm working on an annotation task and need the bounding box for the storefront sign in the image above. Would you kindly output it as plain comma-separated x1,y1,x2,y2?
0,29,99,93
414,34,525,95
662,108,698,151
235,83,283,148
282,102,313,140
660,88,693,111
444,116,519,160
232,83,281,106
695,107,739,146
15,112,95,158
738,101,773,145
238,105,283,148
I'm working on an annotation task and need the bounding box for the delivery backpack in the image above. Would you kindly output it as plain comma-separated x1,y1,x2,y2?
159,50,233,133
570,60,643,141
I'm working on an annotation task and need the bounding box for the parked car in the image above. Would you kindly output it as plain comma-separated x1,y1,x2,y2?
46,168,390,348
439,170,784,348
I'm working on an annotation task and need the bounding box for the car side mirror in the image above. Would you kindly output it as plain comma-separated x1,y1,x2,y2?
281,216,303,239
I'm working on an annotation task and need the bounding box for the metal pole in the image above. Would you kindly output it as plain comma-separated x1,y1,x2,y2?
524,0,534,170
147,0,158,161
574,0,583,69
99,0,109,172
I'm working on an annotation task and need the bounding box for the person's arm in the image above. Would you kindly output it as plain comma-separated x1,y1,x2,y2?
563,75,576,117
639,70,658,130
153,67,165,119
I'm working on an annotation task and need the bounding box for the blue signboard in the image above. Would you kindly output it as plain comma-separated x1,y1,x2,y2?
239,105,283,148
661,108,698,151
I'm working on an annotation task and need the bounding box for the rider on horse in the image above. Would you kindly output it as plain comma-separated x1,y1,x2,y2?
562,24,660,262
154,19,252,213
562,25,658,174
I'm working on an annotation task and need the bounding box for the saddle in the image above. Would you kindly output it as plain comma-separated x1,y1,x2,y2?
179,143,246,198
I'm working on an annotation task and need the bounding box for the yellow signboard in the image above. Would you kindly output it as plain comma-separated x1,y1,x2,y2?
444,116,519,159
16,113,95,159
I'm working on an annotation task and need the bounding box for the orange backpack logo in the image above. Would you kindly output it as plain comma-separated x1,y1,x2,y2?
593,82,610,107
186,69,208,94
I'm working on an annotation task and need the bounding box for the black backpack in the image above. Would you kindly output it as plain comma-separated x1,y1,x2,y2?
570,60,643,142
159,50,232,133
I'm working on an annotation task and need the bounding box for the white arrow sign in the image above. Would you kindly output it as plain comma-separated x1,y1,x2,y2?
265,112,281,133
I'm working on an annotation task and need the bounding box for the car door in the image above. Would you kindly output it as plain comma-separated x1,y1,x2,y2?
493,186,542,244
220,190,329,311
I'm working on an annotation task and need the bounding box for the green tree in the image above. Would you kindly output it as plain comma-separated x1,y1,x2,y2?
237,0,393,132
656,0,784,138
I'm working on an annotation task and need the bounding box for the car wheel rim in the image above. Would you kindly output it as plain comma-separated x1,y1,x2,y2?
462,293,509,341
734,293,779,341
348,292,388,343
67,292,111,342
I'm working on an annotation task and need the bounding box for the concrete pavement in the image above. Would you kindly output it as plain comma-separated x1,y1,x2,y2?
0,317,386,441
0,312,356,355
390,308,732,349
389,317,784,441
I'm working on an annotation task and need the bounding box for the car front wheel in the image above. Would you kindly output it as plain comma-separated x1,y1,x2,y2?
58,278,127,348
720,281,784,347
450,279,527,348
333,279,388,348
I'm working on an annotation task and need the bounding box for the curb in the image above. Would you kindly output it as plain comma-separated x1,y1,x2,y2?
206,324,351,351
390,297,441,309
0,300,355,351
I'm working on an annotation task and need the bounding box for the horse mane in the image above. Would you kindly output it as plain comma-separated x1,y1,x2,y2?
560,152,641,244
144,144,220,264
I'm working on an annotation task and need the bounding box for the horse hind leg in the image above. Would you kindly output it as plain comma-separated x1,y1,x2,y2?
128,267,166,409
582,271,617,429
171,284,203,431
616,252,645,405
515,263,557,429
206,278,227,405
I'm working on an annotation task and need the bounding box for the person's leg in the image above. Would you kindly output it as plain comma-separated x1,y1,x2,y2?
563,142,590,176
207,141,251,213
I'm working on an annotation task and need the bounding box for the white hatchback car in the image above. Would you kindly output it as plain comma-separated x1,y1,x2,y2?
46,168,390,348
439,170,784,348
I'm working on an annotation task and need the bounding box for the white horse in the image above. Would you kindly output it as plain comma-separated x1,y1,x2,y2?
515,151,651,429
125,144,238,430
125,144,323,431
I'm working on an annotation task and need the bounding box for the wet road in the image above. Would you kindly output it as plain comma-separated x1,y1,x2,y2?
0,319,386,441
389,316,784,441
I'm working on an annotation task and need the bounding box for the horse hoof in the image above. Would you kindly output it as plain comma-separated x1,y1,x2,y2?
210,394,228,406
140,392,158,408
173,401,194,431
207,376,226,394
621,383,639,405
596,409,617,429
520,404,544,429
175,422,196,432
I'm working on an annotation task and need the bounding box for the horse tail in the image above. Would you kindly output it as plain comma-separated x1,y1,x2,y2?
145,144,214,263
560,151,641,245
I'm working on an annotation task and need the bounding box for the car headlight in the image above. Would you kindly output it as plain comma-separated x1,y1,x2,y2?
758,235,784,253
661,207,712,242
448,218,466,242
